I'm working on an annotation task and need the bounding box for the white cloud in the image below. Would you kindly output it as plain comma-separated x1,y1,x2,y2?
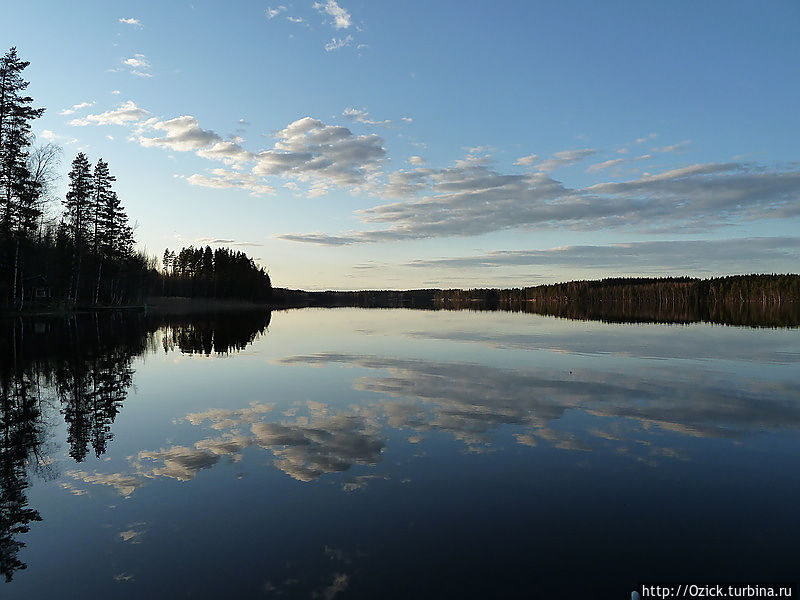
287,16,304,23
185,169,274,196
265,5,286,19
39,129,79,145
653,140,690,153
69,100,149,126
195,140,254,164
535,148,595,172
276,159,800,244
123,55,149,69
405,237,800,271
325,35,353,51
251,116,385,190
128,112,384,197
514,154,538,166
314,0,352,29
59,101,95,115
408,156,426,165
119,17,142,26
111,90,121,95
137,115,222,151
342,107,391,127
587,158,625,172
122,54,152,77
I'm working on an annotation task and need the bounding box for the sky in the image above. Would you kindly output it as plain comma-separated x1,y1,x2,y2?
2,0,799,290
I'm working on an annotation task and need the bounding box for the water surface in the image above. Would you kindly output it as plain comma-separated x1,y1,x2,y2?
2,308,799,598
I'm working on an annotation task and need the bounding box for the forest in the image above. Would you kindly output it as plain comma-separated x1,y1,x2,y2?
0,47,272,311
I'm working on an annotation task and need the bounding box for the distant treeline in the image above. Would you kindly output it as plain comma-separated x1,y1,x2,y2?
159,245,272,302
435,274,800,327
474,274,800,306
271,287,440,309
0,47,272,310
272,275,800,327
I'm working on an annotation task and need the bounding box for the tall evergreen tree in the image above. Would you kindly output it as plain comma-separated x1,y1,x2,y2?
0,48,45,307
62,153,92,303
91,159,115,256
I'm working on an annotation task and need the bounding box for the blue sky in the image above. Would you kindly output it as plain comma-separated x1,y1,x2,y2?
3,0,799,289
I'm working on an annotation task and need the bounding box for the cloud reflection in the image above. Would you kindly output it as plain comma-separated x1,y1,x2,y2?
279,353,800,447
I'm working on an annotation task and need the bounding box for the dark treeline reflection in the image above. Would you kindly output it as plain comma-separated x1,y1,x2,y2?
0,309,271,581
159,311,271,355
468,296,800,327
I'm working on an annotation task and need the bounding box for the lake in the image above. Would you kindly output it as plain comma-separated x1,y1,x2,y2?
2,308,799,598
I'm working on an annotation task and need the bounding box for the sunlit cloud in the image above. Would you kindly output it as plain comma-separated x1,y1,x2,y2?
342,107,392,127
314,0,352,29
325,35,353,51
403,237,800,271
122,54,152,77
68,100,149,126
265,5,286,19
59,100,95,116
276,159,800,244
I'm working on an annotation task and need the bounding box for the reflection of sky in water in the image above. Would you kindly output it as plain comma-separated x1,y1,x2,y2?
12,309,800,599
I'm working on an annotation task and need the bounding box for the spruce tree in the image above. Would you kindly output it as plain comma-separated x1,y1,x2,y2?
63,153,92,302
91,159,115,256
0,48,44,307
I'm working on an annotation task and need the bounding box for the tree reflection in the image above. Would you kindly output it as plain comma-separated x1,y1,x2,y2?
0,361,43,582
159,311,271,355
0,309,271,581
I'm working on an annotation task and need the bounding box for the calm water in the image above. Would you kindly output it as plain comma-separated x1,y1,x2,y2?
2,308,799,598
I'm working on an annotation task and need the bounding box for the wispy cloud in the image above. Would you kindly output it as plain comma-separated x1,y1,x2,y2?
122,54,152,77
653,140,691,153
342,107,392,127
68,100,149,126
587,158,625,172
535,148,595,172
276,159,800,245
137,116,224,151
404,237,800,271
59,101,95,116
514,154,538,166
40,129,78,144
265,5,286,19
264,117,382,185
118,17,142,27
314,0,352,29
325,35,353,51
184,170,274,196
194,237,264,247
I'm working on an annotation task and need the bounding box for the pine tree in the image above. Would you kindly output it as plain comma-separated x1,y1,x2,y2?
63,153,92,303
0,48,44,308
0,48,44,237
91,159,115,256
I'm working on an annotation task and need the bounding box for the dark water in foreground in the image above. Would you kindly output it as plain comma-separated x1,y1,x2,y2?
1,308,799,599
